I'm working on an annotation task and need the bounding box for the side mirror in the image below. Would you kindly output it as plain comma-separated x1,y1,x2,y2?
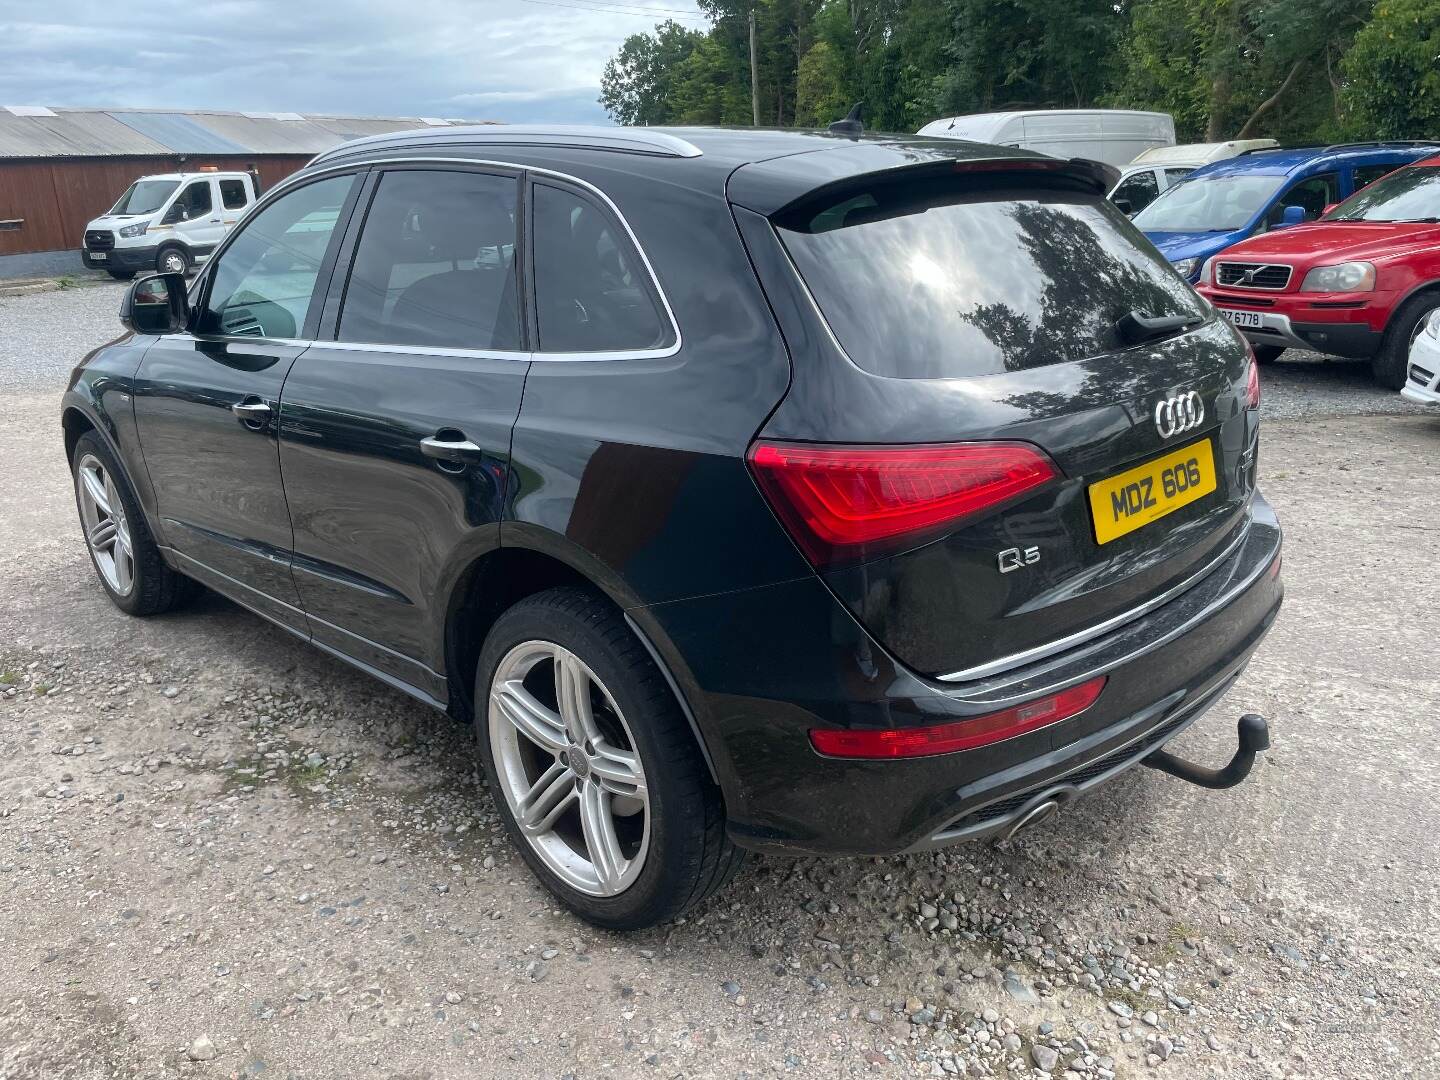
121,273,190,335
1276,204,1307,228
1113,197,1134,215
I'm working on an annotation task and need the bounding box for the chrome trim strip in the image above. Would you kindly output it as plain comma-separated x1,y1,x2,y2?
912,668,1242,852
190,155,683,361
937,526,1249,683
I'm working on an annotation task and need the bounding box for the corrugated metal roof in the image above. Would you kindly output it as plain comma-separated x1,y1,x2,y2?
109,112,253,154
0,107,498,159
0,110,172,157
193,114,345,154
305,116,449,141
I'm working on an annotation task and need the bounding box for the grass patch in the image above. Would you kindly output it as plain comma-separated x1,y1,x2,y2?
0,670,19,686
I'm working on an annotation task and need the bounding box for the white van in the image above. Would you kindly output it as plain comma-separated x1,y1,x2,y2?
917,109,1175,170
81,170,258,279
1109,140,1280,214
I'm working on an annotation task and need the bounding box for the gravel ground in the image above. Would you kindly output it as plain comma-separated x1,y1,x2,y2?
1,285,1438,1079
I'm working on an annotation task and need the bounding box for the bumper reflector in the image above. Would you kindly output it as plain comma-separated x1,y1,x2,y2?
809,675,1107,759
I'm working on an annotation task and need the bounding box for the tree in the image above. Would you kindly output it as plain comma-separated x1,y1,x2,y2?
599,21,704,126
795,39,852,125
1341,0,1440,138
1109,0,1365,142
669,34,754,123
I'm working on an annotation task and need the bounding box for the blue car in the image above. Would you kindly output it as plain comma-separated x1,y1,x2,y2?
1133,141,1440,282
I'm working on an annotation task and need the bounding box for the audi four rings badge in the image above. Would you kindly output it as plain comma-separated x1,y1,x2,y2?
1154,392,1204,439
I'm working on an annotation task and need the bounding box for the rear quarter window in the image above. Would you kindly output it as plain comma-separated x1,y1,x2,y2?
777,176,1205,380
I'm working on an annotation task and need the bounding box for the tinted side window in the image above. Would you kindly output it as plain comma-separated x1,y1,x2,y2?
1269,172,1338,225
199,174,354,339
532,184,668,353
1113,170,1159,212
1354,164,1393,190
165,180,212,223
338,170,520,351
219,179,248,210
1163,167,1194,185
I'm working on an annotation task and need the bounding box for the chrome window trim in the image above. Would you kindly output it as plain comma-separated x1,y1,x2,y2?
937,525,1249,684
173,332,312,349
304,340,676,364
221,156,682,361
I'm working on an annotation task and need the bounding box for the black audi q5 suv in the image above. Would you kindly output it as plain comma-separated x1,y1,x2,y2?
63,124,1282,929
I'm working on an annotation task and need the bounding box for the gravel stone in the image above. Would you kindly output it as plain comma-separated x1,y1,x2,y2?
0,259,1434,1080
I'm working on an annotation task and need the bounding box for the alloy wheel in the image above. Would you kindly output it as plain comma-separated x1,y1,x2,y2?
76,453,135,596
488,640,649,896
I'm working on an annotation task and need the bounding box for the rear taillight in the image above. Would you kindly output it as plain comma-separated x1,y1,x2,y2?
1246,354,1261,409
748,440,1059,566
809,676,1107,759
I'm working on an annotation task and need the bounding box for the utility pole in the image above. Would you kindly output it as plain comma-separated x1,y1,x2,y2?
749,9,760,127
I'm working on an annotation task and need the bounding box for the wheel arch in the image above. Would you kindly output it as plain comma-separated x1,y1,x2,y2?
62,404,100,465
441,535,721,785
1386,279,1440,337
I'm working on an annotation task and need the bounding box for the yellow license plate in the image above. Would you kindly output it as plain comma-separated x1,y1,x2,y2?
1088,438,1217,545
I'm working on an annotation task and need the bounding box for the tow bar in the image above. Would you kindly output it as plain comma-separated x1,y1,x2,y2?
1142,714,1270,790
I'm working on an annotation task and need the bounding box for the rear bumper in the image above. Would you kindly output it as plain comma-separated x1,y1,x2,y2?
81,245,157,272
640,491,1283,857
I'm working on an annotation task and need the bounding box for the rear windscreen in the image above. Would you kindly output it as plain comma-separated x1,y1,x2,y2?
776,177,1206,380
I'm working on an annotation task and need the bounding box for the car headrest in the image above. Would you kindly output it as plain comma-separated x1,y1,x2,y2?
405,196,515,262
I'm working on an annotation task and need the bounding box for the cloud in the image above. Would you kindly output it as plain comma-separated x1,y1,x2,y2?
0,0,707,124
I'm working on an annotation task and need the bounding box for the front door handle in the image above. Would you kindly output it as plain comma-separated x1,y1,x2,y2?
231,400,272,429
420,431,484,467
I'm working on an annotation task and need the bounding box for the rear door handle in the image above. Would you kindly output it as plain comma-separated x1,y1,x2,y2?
231,400,272,428
420,432,484,465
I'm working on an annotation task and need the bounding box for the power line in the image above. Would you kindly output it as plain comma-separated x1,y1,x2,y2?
514,0,709,21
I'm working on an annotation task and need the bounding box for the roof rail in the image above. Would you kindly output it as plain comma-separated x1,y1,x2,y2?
311,124,704,165
1317,139,1440,153
1236,143,1325,156
1235,139,1440,159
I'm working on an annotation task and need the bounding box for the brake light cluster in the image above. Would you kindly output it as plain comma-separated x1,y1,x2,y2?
747,440,1059,566
1246,353,1262,410
809,675,1107,759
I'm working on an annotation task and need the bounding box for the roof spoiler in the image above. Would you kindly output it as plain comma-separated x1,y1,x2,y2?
728,140,1114,218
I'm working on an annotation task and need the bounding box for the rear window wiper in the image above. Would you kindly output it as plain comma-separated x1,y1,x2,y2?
1115,310,1203,347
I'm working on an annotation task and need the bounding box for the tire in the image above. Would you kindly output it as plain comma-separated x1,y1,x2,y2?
1373,292,1440,390
106,269,135,281
474,586,743,929
156,245,190,276
1251,344,1284,364
71,431,198,616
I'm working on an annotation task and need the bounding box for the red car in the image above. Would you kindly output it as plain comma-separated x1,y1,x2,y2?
1196,153,1440,388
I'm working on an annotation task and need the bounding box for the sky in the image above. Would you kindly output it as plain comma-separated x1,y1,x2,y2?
0,0,710,124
